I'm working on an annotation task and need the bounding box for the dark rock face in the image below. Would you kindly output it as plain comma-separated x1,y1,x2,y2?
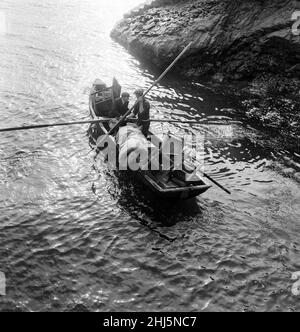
111,0,300,80
111,0,300,150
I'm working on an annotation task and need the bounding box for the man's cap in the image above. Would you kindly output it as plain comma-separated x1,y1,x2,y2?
121,92,130,98
134,89,144,97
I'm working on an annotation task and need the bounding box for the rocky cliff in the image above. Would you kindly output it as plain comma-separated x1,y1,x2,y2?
111,0,300,81
111,0,300,148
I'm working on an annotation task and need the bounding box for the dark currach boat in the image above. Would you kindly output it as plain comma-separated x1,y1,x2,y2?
88,78,211,200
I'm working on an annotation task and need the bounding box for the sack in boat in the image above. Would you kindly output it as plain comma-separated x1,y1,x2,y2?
118,125,149,170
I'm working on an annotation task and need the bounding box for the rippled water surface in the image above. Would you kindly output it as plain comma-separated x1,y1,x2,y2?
0,0,300,312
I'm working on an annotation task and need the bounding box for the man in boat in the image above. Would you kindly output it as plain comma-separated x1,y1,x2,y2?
110,92,130,118
131,89,150,137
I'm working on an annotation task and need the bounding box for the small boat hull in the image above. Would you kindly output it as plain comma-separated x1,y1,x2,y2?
88,78,211,200
136,171,210,199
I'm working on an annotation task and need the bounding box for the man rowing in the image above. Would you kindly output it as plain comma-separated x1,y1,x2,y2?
108,88,150,136
131,89,150,137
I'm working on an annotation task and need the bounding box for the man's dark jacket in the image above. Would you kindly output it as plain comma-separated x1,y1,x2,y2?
133,99,150,136
110,98,129,118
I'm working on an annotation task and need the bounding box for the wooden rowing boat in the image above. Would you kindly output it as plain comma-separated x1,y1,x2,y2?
88,78,211,200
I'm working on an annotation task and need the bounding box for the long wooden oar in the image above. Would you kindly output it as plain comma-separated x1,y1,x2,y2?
138,119,241,125
96,42,193,147
187,163,231,195
0,117,240,133
0,118,111,133
203,173,231,195
184,147,232,195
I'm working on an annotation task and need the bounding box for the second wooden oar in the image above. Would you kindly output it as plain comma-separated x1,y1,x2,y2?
203,173,231,195
0,118,111,133
0,117,240,133
135,119,241,125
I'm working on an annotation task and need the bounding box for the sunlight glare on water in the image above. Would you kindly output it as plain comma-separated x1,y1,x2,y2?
95,0,142,29
0,11,7,35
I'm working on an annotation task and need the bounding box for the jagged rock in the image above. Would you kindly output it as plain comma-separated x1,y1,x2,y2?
294,172,300,183
212,73,225,83
110,0,300,151
282,167,296,176
111,0,300,80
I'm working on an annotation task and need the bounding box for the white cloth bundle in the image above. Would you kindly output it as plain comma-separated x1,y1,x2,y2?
117,124,150,170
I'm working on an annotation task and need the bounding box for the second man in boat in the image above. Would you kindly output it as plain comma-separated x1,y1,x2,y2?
109,88,151,137
110,92,130,118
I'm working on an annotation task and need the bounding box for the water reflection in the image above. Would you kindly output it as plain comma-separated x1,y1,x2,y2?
91,165,203,229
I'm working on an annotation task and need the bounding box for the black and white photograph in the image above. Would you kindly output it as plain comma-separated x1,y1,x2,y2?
0,0,300,314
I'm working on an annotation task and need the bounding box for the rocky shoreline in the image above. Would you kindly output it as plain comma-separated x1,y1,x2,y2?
111,0,300,151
